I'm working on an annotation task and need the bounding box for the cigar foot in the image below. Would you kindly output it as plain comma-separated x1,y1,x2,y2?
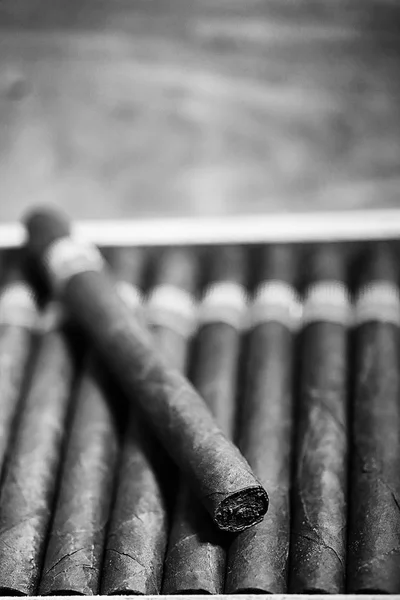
215,487,269,533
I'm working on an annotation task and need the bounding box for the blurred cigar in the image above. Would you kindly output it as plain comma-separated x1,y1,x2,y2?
24,207,268,533
347,243,400,593
0,253,39,479
163,246,247,594
289,244,350,593
101,247,197,595
226,245,299,594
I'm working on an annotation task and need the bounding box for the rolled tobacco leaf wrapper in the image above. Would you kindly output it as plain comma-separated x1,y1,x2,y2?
226,245,300,594
289,244,350,594
38,352,120,595
24,208,268,533
102,247,197,595
0,302,77,595
347,243,400,593
163,246,248,595
0,261,39,479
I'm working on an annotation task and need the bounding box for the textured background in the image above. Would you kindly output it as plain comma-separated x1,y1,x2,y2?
0,0,400,223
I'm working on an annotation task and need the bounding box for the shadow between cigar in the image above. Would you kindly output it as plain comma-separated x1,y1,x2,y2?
0,589,26,596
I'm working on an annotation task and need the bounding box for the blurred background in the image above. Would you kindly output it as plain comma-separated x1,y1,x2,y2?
1,0,400,224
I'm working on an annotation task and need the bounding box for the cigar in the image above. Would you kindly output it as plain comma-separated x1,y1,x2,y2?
163,246,247,594
24,208,268,533
0,302,77,595
38,356,119,595
226,245,299,594
0,258,39,479
39,248,147,595
101,247,197,595
289,244,350,594
347,243,400,593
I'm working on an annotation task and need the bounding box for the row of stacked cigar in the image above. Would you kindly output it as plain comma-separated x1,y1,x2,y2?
0,208,398,595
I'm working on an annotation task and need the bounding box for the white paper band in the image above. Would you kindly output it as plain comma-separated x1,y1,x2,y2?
0,282,38,329
302,281,352,327
116,281,143,311
354,281,400,326
44,236,104,293
145,284,197,338
249,280,302,331
38,301,66,333
198,281,248,330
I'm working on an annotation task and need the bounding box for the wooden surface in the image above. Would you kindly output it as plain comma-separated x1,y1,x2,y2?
1,1,400,223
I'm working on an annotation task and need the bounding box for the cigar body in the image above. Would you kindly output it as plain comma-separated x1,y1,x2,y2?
25,211,268,532
227,322,294,593
347,246,400,593
289,247,349,593
102,249,195,594
163,247,245,594
163,323,240,594
39,355,119,595
290,322,348,593
226,246,297,594
0,307,76,595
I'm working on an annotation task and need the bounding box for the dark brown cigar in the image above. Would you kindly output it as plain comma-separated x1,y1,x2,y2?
38,347,120,595
289,244,350,593
0,258,39,479
101,247,197,595
0,302,77,595
24,208,268,533
226,245,299,594
163,246,247,594
347,243,400,593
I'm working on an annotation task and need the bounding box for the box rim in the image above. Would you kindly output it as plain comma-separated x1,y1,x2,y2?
4,208,400,248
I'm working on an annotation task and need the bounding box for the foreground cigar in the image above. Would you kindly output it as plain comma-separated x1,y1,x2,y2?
226,245,299,594
289,245,350,593
0,303,77,595
163,246,247,594
24,208,268,533
39,356,119,595
102,247,196,595
347,244,400,593
0,259,39,478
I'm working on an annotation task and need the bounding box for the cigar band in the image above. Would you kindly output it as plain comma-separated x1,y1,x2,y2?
116,281,143,311
249,280,302,331
198,281,248,330
37,301,66,333
0,282,38,329
44,236,104,293
302,281,352,327
146,284,197,338
354,281,400,326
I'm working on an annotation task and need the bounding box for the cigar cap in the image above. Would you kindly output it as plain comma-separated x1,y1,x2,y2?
153,248,198,294
206,246,247,287
24,206,71,259
258,245,297,286
359,242,397,286
103,247,146,286
305,243,346,284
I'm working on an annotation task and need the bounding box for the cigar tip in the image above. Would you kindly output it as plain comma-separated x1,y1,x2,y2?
214,486,269,533
22,205,71,258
